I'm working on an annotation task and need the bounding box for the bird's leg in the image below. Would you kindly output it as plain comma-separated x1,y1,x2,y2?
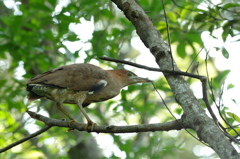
56,103,79,130
76,99,96,131
57,103,76,121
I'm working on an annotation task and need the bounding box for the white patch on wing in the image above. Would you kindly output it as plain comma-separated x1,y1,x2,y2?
88,79,108,94
88,91,94,94
28,84,44,86
99,79,108,87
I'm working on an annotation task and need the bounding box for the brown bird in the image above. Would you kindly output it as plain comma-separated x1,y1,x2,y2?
26,63,150,129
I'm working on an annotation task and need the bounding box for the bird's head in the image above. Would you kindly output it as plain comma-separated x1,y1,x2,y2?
108,70,151,87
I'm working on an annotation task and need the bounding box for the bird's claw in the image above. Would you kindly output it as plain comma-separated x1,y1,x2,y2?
66,119,78,132
66,119,96,132
67,119,78,126
85,121,97,132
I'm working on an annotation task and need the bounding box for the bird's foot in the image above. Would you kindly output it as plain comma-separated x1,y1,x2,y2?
67,119,78,132
68,119,78,126
85,121,97,132
66,119,97,132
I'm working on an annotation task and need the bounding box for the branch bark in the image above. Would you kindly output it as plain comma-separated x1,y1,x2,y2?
111,0,240,158
27,111,184,133
1,111,184,153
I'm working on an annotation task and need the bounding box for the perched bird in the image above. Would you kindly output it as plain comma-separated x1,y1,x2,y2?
26,63,150,129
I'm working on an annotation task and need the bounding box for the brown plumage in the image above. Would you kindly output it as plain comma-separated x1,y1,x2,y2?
27,63,150,129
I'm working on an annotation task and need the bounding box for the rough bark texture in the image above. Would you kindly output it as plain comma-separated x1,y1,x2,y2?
111,0,240,158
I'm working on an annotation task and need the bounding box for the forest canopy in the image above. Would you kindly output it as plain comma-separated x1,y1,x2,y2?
0,0,240,158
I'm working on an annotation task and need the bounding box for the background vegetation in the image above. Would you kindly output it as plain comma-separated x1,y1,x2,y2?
0,0,240,158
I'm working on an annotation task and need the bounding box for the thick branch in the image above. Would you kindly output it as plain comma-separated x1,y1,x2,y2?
27,111,184,133
111,0,240,158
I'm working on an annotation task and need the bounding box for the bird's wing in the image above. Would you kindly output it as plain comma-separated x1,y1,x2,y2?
27,64,108,92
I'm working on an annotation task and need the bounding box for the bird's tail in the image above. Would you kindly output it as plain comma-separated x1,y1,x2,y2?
26,84,43,102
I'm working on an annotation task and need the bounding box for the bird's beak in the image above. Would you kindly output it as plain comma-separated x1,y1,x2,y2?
131,76,152,83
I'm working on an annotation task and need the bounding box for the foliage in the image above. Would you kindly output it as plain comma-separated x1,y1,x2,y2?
0,0,239,158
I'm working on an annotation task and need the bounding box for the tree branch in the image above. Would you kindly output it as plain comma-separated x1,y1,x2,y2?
27,111,184,133
0,124,52,153
1,111,184,153
100,56,202,79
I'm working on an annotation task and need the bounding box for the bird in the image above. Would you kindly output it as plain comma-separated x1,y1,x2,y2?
26,63,151,130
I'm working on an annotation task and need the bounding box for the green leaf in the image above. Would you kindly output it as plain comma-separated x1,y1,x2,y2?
157,21,167,30
214,47,220,51
180,8,188,20
227,83,235,90
222,22,234,42
175,107,183,115
227,112,240,123
222,47,229,59
222,3,240,10
216,70,231,81
177,42,186,58
194,13,207,22
186,33,202,45
228,128,240,136
212,70,230,89
232,99,237,104
208,24,215,33
166,12,177,22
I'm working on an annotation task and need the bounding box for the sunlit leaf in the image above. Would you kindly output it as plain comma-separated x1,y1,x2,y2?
227,83,235,90
228,128,240,136
166,12,177,22
227,112,240,123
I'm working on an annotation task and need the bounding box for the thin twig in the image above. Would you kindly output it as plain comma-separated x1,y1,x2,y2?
151,81,209,146
161,0,174,71
0,125,52,153
100,56,202,79
186,47,204,72
209,72,240,142
201,77,219,125
204,53,240,144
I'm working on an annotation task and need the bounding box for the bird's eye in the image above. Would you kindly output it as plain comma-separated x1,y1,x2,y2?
126,71,135,77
